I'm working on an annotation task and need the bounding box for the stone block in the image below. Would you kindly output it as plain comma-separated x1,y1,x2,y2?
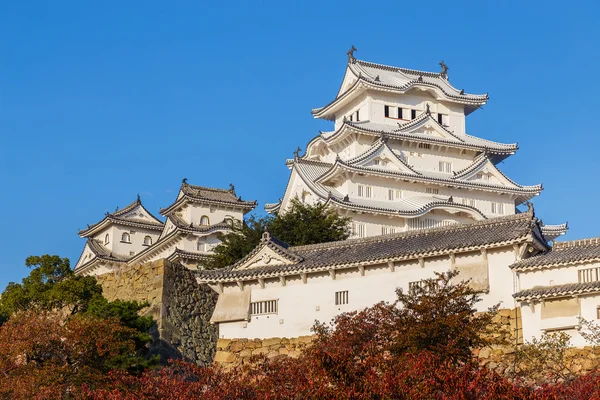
229,341,245,352
217,339,231,350
239,349,252,358
262,338,282,347
214,351,236,363
252,347,269,356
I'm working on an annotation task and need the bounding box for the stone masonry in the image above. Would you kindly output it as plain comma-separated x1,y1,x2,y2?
97,259,218,365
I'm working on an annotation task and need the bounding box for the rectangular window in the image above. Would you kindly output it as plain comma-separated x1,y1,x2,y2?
491,202,504,214
462,198,476,207
409,280,426,294
382,226,396,235
349,114,353,122
597,306,600,320
355,110,360,122
411,109,417,119
353,223,366,238
579,267,600,283
384,105,390,118
374,159,380,166
335,290,349,305
426,187,439,195
398,107,403,119
388,189,394,200
438,113,443,124
418,143,431,150
439,161,452,173
251,300,278,316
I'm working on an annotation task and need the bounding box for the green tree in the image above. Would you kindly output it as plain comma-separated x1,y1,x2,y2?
0,254,157,371
203,198,351,269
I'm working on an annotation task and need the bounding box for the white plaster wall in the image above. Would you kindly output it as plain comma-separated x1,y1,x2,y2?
216,247,517,339
184,203,245,227
518,261,600,291
365,91,466,135
520,296,600,347
108,225,161,257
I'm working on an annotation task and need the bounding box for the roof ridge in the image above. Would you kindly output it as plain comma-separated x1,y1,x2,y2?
355,59,441,78
553,237,600,250
291,211,533,253
111,197,141,217
183,182,234,193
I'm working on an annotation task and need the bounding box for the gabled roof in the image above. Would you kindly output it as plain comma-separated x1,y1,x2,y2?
307,115,517,162
79,196,164,237
168,214,234,234
310,154,542,202
514,281,600,301
167,248,211,263
281,156,535,218
73,239,129,274
540,223,569,241
160,181,257,216
199,210,547,283
344,138,420,175
312,58,488,119
511,237,600,272
264,200,282,214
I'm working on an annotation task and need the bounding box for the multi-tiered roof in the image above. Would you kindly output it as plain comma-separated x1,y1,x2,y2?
267,48,566,239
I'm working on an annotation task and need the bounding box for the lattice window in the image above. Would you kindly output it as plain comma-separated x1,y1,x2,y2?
426,187,439,195
251,300,278,316
579,267,600,283
462,198,477,207
491,202,505,214
418,143,431,150
335,291,349,305
439,161,453,173
357,185,372,198
382,226,396,235
352,223,366,238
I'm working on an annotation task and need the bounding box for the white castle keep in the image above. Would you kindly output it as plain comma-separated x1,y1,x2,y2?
77,50,600,348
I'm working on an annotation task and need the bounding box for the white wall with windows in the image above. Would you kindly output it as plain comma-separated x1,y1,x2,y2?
214,247,518,339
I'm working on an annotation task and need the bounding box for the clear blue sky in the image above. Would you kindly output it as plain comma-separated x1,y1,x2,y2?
1,1,599,291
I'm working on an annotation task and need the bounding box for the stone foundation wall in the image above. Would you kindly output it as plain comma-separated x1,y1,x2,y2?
96,259,218,365
214,335,316,368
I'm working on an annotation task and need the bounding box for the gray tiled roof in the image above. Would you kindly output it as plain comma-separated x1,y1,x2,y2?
313,59,488,118
199,211,544,282
87,239,129,262
168,214,234,234
79,197,164,236
514,281,600,300
512,238,600,271
167,248,211,262
540,223,569,241
160,182,257,215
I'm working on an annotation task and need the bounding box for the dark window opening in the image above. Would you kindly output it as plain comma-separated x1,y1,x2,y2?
411,109,417,119
384,105,390,118
355,110,360,121
437,113,443,124
398,108,403,119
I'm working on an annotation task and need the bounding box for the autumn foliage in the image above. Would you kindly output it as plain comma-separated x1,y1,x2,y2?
4,267,600,398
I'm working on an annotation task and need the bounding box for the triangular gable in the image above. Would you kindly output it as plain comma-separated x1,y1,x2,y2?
118,203,162,224
337,66,360,97
456,156,522,188
347,140,420,175
232,233,303,271
398,114,464,143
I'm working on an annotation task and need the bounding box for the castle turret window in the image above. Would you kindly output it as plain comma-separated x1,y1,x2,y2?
121,232,131,243
251,300,278,316
398,107,404,119
411,109,417,119
104,234,109,244
143,236,152,246
335,290,349,305
384,105,390,118
200,216,210,226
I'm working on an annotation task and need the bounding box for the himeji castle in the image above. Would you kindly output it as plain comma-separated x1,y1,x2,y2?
74,180,257,275
266,48,566,240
